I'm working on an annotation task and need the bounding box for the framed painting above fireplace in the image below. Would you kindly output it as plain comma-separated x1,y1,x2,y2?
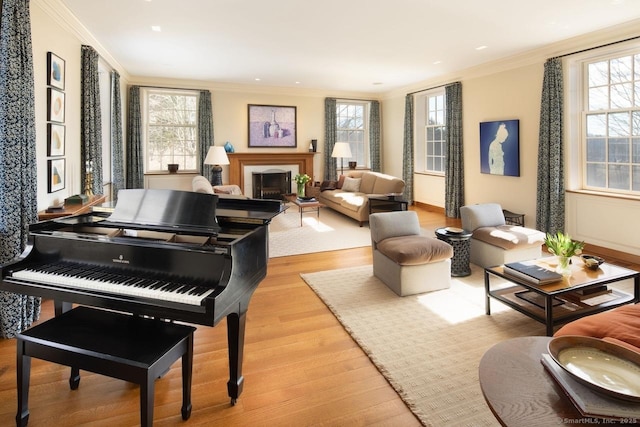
248,104,297,148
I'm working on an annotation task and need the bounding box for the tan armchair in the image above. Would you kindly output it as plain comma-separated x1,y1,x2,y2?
369,211,453,296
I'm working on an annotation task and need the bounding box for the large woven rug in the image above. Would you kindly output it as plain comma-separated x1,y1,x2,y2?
268,204,371,257
301,264,547,426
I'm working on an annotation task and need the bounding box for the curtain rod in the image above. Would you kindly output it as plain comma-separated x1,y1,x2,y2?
407,81,458,96
132,84,209,92
551,35,640,60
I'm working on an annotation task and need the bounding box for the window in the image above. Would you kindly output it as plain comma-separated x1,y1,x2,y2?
142,88,199,172
336,101,370,168
415,89,446,174
579,50,640,194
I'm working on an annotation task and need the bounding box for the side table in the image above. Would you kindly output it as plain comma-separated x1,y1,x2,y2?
368,195,408,215
435,227,472,277
502,209,524,226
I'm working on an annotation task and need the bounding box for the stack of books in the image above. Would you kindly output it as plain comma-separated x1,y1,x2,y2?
542,353,640,420
503,261,562,285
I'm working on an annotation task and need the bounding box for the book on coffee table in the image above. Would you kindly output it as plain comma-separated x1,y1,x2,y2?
503,261,562,285
541,353,640,420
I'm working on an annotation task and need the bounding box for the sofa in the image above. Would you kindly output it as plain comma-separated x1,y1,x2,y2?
317,171,405,226
460,203,545,267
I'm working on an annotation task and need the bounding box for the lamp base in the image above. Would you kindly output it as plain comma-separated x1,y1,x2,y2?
210,165,223,186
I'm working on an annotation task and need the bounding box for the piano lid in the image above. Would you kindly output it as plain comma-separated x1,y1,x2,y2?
106,189,221,233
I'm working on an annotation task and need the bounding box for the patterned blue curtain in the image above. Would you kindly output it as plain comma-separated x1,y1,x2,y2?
110,71,124,200
80,45,103,195
402,94,414,204
0,0,41,338
445,82,464,218
369,100,381,172
324,98,337,180
198,90,214,174
126,86,143,188
536,58,565,233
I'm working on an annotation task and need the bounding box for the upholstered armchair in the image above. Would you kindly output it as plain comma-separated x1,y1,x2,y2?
192,175,243,197
369,211,453,296
460,203,545,268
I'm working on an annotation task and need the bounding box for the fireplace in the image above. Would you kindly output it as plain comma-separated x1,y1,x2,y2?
228,152,315,195
252,169,291,199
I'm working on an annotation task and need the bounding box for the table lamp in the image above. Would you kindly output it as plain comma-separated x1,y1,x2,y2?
331,142,352,176
204,146,229,186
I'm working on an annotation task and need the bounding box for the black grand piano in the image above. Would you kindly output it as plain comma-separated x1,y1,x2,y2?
0,189,283,405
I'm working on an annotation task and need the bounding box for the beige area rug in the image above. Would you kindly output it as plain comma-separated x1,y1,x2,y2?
301,264,549,427
268,204,372,257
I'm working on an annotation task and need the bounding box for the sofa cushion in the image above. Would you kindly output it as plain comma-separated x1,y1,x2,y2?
341,177,361,192
359,172,378,194
336,175,346,189
377,236,453,266
192,176,214,194
554,305,640,352
472,225,545,250
460,203,506,231
337,192,366,211
371,174,405,194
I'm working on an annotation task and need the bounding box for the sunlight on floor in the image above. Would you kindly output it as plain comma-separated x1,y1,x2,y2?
303,217,335,232
416,277,511,324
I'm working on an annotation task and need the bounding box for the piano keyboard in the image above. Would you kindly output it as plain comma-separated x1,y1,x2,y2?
12,262,216,306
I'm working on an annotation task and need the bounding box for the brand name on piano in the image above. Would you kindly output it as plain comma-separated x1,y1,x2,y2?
112,255,130,265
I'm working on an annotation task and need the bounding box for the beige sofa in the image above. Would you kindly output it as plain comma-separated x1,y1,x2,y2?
317,171,405,226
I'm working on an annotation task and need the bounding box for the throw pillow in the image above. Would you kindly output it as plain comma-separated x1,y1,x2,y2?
341,177,361,192
320,180,336,191
336,175,346,189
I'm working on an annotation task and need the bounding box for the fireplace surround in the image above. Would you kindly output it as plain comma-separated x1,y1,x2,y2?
228,152,315,194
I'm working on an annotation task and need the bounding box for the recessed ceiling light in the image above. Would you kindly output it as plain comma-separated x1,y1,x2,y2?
295,81,300,84
255,78,261,81
372,82,383,85
475,45,488,51
433,60,442,65
151,25,161,32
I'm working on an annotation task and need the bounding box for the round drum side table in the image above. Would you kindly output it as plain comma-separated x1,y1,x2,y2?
435,227,472,277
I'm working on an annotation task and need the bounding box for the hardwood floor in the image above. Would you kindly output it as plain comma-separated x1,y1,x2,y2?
0,207,636,426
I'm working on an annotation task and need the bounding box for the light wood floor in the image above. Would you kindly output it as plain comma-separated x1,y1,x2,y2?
0,207,636,426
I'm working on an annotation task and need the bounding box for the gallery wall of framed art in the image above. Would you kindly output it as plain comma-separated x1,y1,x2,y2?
46,52,66,192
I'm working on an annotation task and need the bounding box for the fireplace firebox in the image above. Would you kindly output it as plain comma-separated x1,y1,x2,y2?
252,169,291,199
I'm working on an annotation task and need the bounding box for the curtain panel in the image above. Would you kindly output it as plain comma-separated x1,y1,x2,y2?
80,45,103,195
536,57,565,234
126,86,143,188
402,94,414,204
198,90,214,174
110,71,125,200
369,100,381,172
445,82,464,218
0,0,41,338
324,98,337,180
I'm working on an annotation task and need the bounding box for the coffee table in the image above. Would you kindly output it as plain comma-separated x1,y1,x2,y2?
285,195,324,226
480,336,599,426
485,257,640,336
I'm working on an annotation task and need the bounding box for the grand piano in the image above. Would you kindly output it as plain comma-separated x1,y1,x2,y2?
0,189,283,404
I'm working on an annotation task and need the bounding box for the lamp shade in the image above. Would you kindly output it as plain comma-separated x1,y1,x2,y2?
204,146,229,165
331,142,352,158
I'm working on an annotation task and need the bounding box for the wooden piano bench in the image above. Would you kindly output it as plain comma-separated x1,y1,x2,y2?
15,306,196,427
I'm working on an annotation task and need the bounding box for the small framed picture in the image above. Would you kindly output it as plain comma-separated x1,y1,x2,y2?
48,158,65,193
47,52,65,90
47,123,65,156
47,88,65,123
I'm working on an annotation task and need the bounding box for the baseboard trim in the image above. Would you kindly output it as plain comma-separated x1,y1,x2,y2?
413,202,445,214
583,243,640,267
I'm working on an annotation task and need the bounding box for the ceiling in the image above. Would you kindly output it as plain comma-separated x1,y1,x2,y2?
61,0,640,93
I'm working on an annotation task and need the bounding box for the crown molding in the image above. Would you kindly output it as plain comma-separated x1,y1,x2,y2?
33,0,131,81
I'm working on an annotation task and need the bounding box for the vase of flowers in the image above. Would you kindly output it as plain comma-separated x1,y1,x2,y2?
293,173,311,197
544,232,585,277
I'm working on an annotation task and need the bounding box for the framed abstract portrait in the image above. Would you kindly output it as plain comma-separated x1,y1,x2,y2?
248,104,297,148
47,52,65,90
47,123,65,156
47,88,65,123
48,158,65,193
479,119,520,177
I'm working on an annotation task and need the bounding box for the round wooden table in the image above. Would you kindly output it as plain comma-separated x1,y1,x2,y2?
479,336,606,426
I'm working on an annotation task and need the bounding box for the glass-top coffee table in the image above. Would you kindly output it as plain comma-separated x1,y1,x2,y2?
485,257,640,336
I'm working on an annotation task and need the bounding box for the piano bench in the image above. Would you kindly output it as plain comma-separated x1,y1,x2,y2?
15,306,196,427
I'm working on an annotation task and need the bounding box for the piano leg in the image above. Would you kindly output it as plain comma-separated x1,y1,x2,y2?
69,367,80,390
54,300,73,316
16,339,31,427
226,311,246,405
